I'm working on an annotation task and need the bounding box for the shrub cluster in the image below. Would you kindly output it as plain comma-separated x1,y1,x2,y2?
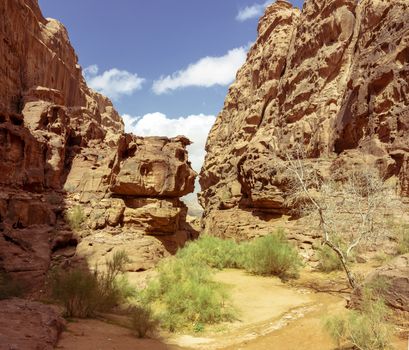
242,232,302,278
142,257,235,331
396,224,409,255
129,304,159,338
316,245,343,272
176,235,244,269
178,231,302,279
324,286,394,350
142,231,302,331
50,251,134,318
65,205,85,231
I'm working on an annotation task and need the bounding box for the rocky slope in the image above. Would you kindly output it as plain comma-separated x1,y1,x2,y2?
199,0,409,254
0,0,196,288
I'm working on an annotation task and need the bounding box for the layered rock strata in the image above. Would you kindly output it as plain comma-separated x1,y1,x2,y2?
199,0,409,257
0,0,196,287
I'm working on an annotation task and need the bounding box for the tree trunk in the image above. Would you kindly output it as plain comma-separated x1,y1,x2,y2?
324,241,357,289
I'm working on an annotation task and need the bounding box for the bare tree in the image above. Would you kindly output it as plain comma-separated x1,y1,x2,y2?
282,151,401,289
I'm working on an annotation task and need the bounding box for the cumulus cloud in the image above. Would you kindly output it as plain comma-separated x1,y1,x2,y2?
236,1,272,22
152,47,247,94
84,65,145,100
122,112,215,173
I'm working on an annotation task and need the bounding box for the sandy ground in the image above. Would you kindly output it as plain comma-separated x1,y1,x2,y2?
57,318,184,350
57,269,408,350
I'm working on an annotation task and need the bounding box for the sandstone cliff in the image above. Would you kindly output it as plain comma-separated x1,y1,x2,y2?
199,0,409,254
0,0,196,287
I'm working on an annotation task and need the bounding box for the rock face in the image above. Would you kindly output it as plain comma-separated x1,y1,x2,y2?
199,0,409,252
351,254,409,317
0,0,196,287
0,298,65,350
369,254,409,314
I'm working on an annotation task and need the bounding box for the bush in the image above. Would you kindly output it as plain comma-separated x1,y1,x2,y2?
324,289,394,350
176,235,244,269
0,272,23,300
50,251,134,317
316,245,343,272
396,224,409,255
242,231,302,278
176,231,302,279
129,304,159,338
50,268,99,317
142,257,235,332
65,205,85,230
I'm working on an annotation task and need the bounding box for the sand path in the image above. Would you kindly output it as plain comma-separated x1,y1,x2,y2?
57,269,407,350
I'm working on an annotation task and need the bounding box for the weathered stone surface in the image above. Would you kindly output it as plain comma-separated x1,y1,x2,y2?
0,0,197,288
75,231,171,272
350,254,409,319
199,0,409,246
366,254,409,313
111,135,196,198
0,299,64,350
123,198,185,234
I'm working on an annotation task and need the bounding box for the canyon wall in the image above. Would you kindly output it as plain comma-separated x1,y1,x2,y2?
0,0,196,286
199,0,409,255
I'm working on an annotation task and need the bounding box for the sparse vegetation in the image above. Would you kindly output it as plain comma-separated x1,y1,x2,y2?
177,235,244,269
141,256,235,332
50,268,99,317
324,286,394,350
396,223,409,255
0,272,23,300
50,251,134,318
373,252,392,267
65,205,85,230
282,150,402,288
176,231,301,279
316,245,343,272
242,231,302,278
129,304,159,338
141,231,301,331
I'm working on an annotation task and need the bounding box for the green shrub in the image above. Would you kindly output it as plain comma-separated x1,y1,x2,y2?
316,245,343,272
176,235,244,269
396,224,409,255
65,205,85,230
242,231,302,278
324,289,394,350
0,272,23,300
50,268,99,317
129,304,159,338
50,251,134,317
142,257,235,332
373,252,392,266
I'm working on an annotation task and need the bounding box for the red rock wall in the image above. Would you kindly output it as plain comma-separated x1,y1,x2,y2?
0,0,196,287
199,0,409,247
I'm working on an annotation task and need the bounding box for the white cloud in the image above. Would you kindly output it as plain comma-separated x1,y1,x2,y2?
122,112,215,173
236,1,272,22
152,47,247,94
83,64,98,76
84,65,145,100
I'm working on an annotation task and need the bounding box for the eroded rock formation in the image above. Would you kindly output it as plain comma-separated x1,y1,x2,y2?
199,0,409,256
0,0,196,287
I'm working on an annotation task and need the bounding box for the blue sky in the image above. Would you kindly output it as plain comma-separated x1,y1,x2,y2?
38,0,303,207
